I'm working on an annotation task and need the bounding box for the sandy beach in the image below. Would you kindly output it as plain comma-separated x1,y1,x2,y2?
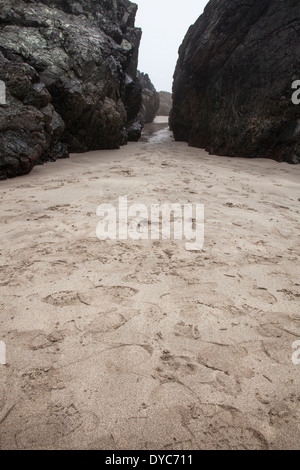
0,117,299,450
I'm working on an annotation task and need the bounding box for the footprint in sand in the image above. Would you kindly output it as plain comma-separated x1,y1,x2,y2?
15,404,99,449
155,351,198,381
182,403,269,450
174,321,201,340
43,291,83,307
249,288,277,305
43,286,138,308
150,381,196,408
80,286,138,306
137,302,163,322
99,344,153,373
85,310,126,338
196,342,255,379
21,367,64,398
30,331,64,350
178,302,221,324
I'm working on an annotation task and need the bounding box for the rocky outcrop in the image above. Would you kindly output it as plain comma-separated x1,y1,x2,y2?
0,52,67,179
0,0,142,178
170,0,300,163
137,71,160,124
158,91,172,117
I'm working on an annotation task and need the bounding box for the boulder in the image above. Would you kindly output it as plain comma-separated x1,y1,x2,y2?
170,0,300,163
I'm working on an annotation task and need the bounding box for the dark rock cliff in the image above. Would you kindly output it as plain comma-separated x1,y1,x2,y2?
137,71,160,124
170,0,300,163
0,51,67,179
0,0,142,178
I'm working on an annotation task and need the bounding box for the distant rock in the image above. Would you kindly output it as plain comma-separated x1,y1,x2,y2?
170,0,300,163
158,92,172,117
137,71,160,124
0,0,142,178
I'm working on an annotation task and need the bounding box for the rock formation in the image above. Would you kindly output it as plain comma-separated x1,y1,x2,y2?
158,91,172,117
170,0,300,163
0,0,142,178
0,52,67,179
137,71,160,124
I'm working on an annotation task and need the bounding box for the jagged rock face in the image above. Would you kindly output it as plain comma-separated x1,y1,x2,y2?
157,91,172,117
170,0,300,163
137,71,160,124
0,0,142,176
0,52,67,179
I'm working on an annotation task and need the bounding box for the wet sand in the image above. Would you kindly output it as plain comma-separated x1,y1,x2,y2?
0,117,299,449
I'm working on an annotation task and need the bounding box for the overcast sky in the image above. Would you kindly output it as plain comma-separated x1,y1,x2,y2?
134,0,209,93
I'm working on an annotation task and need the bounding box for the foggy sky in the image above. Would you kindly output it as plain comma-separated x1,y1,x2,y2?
134,0,209,93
